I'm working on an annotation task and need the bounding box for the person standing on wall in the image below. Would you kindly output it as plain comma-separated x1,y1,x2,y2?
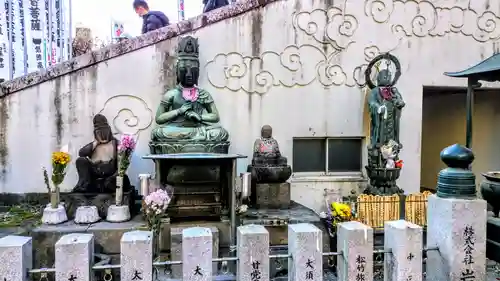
203,0,229,13
133,0,170,34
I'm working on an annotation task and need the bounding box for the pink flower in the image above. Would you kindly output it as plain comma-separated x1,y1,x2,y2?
144,189,171,211
182,87,199,102
118,134,136,153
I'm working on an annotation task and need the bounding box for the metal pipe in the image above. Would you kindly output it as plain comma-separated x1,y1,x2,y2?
29,268,56,273
230,158,237,253
138,174,151,196
240,172,251,200
465,77,474,149
92,264,121,270
322,251,341,256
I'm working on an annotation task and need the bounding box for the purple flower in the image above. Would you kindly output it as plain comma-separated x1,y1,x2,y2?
118,134,136,153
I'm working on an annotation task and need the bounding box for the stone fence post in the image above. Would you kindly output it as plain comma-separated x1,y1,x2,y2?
426,194,487,281
288,223,323,281
182,227,213,281
237,224,270,281
55,234,94,281
0,235,32,281
384,220,423,281
337,221,373,281
121,231,153,281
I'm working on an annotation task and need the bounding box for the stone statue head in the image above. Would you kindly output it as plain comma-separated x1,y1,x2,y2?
261,125,272,139
176,36,200,88
376,69,392,87
93,114,113,143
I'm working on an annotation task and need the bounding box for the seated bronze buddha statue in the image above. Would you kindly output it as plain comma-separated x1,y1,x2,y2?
247,125,292,184
73,114,131,193
149,36,229,154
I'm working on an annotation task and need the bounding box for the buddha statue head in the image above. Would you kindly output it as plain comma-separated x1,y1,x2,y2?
176,36,200,88
376,68,392,87
261,125,272,139
93,114,113,143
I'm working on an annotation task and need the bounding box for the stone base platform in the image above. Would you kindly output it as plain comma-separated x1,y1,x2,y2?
0,191,135,220
240,201,330,250
30,215,146,268
62,191,134,219
149,141,230,154
254,182,291,209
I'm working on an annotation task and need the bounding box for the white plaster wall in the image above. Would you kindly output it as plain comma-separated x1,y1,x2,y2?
2,0,500,214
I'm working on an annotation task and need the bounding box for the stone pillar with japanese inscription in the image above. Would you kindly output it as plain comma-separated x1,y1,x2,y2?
426,194,487,281
182,227,213,281
237,225,270,281
0,236,32,281
384,220,423,281
288,223,323,281
55,234,94,281
171,226,219,279
337,221,374,281
121,231,153,281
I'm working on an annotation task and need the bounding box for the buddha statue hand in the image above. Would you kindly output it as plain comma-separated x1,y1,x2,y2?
186,111,202,122
177,103,192,115
396,100,405,108
378,105,388,119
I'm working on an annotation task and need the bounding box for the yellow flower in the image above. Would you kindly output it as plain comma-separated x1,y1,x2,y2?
331,202,352,220
52,151,71,166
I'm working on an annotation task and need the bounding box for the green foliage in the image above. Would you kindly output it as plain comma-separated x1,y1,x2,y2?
0,205,41,228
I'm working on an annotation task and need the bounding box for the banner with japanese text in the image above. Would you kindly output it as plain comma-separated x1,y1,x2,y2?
60,0,69,61
24,0,45,73
11,0,26,78
0,0,11,80
1,0,70,80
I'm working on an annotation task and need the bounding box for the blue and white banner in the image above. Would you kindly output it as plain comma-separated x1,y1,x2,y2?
0,0,11,80
24,0,44,73
11,0,25,78
0,0,71,80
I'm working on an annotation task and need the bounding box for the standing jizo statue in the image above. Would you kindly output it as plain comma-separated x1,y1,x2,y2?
364,53,405,195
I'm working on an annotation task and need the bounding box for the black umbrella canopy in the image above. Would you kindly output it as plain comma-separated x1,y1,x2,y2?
442,52,500,150
444,52,500,82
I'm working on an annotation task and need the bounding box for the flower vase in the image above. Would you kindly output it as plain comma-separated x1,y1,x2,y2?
43,183,67,225
50,184,60,209
115,175,123,206
153,229,161,259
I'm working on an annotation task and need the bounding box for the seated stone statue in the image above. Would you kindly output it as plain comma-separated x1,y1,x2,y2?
73,114,130,193
247,125,292,183
150,36,229,153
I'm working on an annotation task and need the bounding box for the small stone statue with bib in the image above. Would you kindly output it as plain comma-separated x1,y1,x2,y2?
247,125,292,209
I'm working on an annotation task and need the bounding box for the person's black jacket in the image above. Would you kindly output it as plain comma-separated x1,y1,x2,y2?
142,11,169,34
203,0,229,13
